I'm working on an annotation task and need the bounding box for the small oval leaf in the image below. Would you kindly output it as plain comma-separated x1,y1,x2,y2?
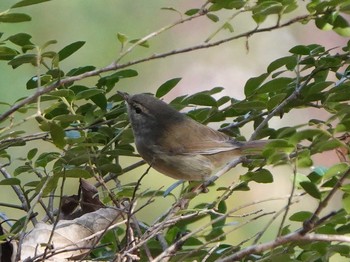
300,181,321,199
58,41,85,61
49,122,66,149
0,178,21,185
156,78,182,98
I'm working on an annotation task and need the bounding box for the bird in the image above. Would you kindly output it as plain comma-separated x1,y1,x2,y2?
118,91,269,181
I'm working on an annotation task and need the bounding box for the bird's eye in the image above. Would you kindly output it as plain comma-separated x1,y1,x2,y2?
134,105,142,114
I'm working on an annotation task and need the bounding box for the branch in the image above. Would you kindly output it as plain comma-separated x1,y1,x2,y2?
249,67,317,141
301,167,350,234
0,14,310,123
218,167,350,261
0,167,29,212
218,232,350,262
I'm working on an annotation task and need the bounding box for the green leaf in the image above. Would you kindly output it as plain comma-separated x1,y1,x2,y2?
184,237,203,246
289,211,313,222
161,7,181,14
241,169,273,183
304,81,333,95
75,89,104,100
206,201,227,241
8,54,37,68
156,78,181,98
27,148,38,160
35,152,60,167
10,216,26,234
117,32,128,45
313,139,343,153
185,9,199,16
56,168,92,178
58,41,85,61
26,74,53,89
257,77,293,94
185,93,217,106
42,51,57,58
0,46,19,60
326,91,350,103
323,163,349,179
289,129,327,144
294,172,311,186
97,69,138,90
66,65,96,76
267,56,297,73
342,194,350,214
300,181,321,199
52,114,84,123
113,69,138,78
47,89,75,99
315,16,333,31
7,33,33,47
296,150,313,168
14,165,34,176
11,0,50,8
0,178,21,185
98,164,122,174
232,100,266,110
207,13,219,22
223,22,234,32
244,73,269,96
129,38,149,48
333,15,350,36
336,119,350,132
41,39,57,50
49,122,66,149
0,13,31,23
91,92,107,110
252,1,283,24
209,0,246,10
289,45,311,55
267,93,287,111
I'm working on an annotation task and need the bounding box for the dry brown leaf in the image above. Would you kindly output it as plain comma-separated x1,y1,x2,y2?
20,207,124,261
80,179,105,213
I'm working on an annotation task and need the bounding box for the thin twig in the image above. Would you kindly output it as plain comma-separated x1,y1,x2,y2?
276,162,297,238
42,172,67,260
0,167,29,212
123,164,152,259
94,160,146,187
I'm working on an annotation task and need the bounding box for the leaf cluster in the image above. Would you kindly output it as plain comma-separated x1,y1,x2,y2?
1,0,350,261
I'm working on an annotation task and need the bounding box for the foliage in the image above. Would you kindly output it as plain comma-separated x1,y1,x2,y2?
1,0,350,261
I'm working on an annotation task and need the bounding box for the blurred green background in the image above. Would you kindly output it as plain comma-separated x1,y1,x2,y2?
0,1,348,258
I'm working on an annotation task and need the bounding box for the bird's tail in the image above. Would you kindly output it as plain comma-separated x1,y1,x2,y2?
240,139,272,154
241,139,295,155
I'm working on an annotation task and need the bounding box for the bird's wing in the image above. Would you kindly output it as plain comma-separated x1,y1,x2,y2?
158,117,242,155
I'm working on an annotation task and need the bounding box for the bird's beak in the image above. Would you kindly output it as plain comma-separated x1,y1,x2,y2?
117,91,130,103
